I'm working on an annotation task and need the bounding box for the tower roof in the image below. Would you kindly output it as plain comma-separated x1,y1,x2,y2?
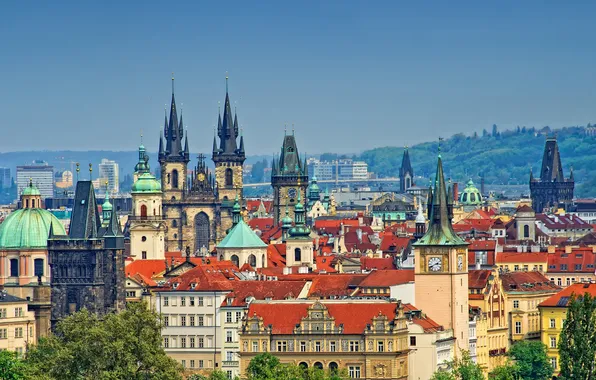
217,220,267,249
276,134,307,176
0,209,66,249
69,181,101,239
400,148,413,175
159,76,188,163
538,137,565,182
213,76,245,163
415,156,466,246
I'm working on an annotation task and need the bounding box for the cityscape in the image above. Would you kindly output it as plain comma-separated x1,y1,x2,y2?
2,2,596,380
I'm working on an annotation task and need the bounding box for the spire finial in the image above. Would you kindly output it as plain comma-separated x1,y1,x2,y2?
284,124,287,136
438,137,444,157
89,163,93,181
171,72,175,94
218,101,221,114
140,129,143,145
292,123,295,135
105,180,110,199
76,162,80,182
225,71,229,93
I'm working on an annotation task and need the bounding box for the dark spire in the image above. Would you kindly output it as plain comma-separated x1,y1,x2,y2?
239,134,245,155
159,134,164,158
48,221,55,239
213,75,245,164
183,134,189,160
212,134,218,155
69,181,101,239
233,110,239,137
539,137,565,182
415,155,466,246
277,134,304,176
160,75,186,163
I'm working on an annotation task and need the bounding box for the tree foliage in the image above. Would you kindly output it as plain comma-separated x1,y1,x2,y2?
0,350,26,380
559,293,596,380
489,361,518,380
508,340,552,380
24,302,182,380
189,370,235,380
246,353,347,380
430,351,483,380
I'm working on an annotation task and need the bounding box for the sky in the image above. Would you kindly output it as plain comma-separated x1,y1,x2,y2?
1,1,596,155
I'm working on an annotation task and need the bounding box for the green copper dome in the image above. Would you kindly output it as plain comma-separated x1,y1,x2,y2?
22,182,41,196
217,220,267,249
459,179,482,205
132,173,162,193
0,209,66,249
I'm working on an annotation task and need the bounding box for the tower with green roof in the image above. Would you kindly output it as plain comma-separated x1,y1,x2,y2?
285,192,313,268
413,152,469,353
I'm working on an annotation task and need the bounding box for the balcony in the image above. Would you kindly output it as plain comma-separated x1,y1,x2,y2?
222,361,239,367
128,215,164,221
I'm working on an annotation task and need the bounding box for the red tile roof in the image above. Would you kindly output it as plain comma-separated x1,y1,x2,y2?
125,260,168,279
380,235,411,253
536,213,592,230
360,257,396,271
223,280,307,307
539,283,596,307
246,199,273,213
547,247,596,274
468,270,492,289
247,301,401,334
266,244,286,268
315,255,337,273
516,205,534,213
307,274,367,298
248,217,275,232
496,252,548,264
500,271,560,293
158,265,235,292
359,269,414,288
403,304,445,333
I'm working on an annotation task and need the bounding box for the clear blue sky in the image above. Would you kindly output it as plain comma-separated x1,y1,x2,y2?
1,1,595,154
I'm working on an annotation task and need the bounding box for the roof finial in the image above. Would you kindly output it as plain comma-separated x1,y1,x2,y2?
240,126,243,137
292,123,295,135
284,124,287,136
140,129,143,145
89,163,93,181
171,72,175,94
218,101,221,114
105,180,110,198
76,162,80,182
225,71,229,93
438,137,444,158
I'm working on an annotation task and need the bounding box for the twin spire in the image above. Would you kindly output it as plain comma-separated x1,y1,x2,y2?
213,75,245,162
159,74,189,163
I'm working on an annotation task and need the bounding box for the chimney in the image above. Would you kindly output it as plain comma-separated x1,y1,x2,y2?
480,176,485,196
453,183,459,203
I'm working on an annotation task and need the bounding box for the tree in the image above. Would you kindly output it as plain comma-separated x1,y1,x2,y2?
559,293,596,380
25,302,182,380
489,361,518,380
430,351,483,380
189,370,235,380
492,124,499,137
508,340,552,379
0,350,26,380
246,353,347,380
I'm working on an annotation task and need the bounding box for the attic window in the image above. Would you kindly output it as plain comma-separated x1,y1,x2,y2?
81,200,85,205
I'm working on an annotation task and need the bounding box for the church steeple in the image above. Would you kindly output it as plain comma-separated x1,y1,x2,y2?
213,75,244,163
159,75,188,164
400,147,414,192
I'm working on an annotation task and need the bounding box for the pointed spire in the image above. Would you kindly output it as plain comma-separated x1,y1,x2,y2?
48,221,55,239
239,135,245,155
104,202,123,238
183,134,189,159
212,134,218,155
232,193,241,227
159,134,164,157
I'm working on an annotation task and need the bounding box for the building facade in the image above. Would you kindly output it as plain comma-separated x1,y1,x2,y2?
0,293,36,357
98,158,119,194
307,158,368,181
16,161,53,200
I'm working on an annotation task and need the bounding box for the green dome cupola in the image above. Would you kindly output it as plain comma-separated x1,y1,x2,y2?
132,172,162,194
289,192,310,239
459,179,483,206
0,210,66,249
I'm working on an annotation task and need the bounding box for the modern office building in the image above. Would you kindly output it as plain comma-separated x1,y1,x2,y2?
98,159,119,194
307,158,368,181
16,161,54,199
0,168,11,189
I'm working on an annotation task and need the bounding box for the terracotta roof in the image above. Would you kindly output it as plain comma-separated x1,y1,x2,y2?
536,213,592,230
248,217,275,232
496,252,548,264
240,263,256,272
539,283,596,307
125,259,168,279
468,270,492,289
223,280,307,307
501,271,560,293
246,199,273,213
402,303,445,333
380,235,411,252
547,247,596,274
307,274,367,298
516,205,534,213
247,301,400,334
360,257,396,271
468,240,497,251
359,269,414,288
266,244,286,268
314,255,337,273
157,265,235,292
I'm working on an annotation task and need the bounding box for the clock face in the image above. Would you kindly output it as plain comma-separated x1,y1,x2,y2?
288,188,297,199
198,173,205,182
428,257,442,272
458,255,464,271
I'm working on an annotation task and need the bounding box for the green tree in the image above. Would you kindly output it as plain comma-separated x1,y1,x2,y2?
508,340,552,379
25,302,182,380
189,370,236,380
430,351,483,380
489,361,518,380
0,350,26,380
246,353,347,380
559,293,596,380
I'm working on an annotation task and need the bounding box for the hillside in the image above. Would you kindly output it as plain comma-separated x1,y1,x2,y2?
359,125,596,197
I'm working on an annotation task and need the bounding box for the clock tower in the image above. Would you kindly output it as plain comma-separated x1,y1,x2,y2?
271,131,308,225
413,154,469,353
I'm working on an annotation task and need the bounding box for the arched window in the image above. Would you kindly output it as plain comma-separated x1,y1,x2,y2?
172,169,179,189
523,225,530,238
172,220,177,228
231,255,239,268
25,199,29,208
470,193,476,203
329,362,338,373
34,258,44,277
406,177,411,189
140,205,147,218
314,362,323,370
225,168,233,188
248,254,257,267
294,248,302,262
299,362,308,370
9,259,18,277
195,212,210,253
31,199,35,208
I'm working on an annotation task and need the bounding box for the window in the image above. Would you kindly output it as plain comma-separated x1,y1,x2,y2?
226,351,234,361
561,264,568,271
566,278,571,286
181,316,186,326
198,297,204,306
34,258,44,277
15,327,23,338
226,312,233,323
294,248,302,262
252,341,258,352
277,341,287,352
235,311,242,322
14,307,23,317
190,360,195,368
551,357,557,369
181,337,186,348
180,297,186,306
199,360,204,368
225,168,233,187
163,297,169,306
315,341,321,352
515,321,522,334
330,341,336,352
207,337,213,348
164,316,169,326
172,170,179,188
189,297,195,306
523,265,528,271
190,316,195,326
550,337,557,348
181,360,186,368
0,309,6,319
377,341,384,352
557,278,562,286
410,336,417,346
514,265,519,271
226,331,233,343
0,329,6,339
576,264,582,270
299,341,306,352
523,225,530,238
513,300,519,309
198,337,204,348
190,337,195,348
198,316,204,326
9,259,18,277
141,251,147,259
349,366,361,378
349,341,359,352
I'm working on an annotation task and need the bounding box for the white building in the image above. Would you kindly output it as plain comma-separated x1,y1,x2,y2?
16,161,53,199
0,168,11,189
307,158,368,181
98,159,119,194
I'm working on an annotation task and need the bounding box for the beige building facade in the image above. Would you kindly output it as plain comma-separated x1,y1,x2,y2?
0,293,36,357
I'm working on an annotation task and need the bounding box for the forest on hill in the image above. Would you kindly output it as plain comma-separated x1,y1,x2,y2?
359,125,596,197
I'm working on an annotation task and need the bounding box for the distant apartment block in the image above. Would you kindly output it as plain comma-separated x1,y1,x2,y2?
0,168,10,189
16,161,54,199
98,159,119,194
307,158,368,181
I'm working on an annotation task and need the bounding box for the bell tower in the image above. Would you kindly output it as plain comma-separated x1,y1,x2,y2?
413,152,469,353
158,75,190,203
212,76,245,234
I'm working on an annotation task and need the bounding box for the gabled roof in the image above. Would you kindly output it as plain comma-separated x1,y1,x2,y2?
218,220,268,249
536,213,591,230
157,264,235,292
223,280,307,307
547,247,596,273
539,282,596,307
125,259,168,279
500,271,560,294
307,274,367,298
359,269,414,288
360,257,396,271
403,304,445,333
379,235,412,253
496,251,548,264
468,270,492,289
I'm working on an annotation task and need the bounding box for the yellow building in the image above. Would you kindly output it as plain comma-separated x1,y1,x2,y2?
468,269,508,373
0,293,36,356
240,300,409,379
500,271,560,343
496,252,548,273
538,282,596,375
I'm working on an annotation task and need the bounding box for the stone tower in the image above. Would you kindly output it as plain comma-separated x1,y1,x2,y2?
413,154,469,353
48,181,125,325
530,137,574,212
271,132,308,225
212,77,245,234
399,148,414,193
285,193,313,268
